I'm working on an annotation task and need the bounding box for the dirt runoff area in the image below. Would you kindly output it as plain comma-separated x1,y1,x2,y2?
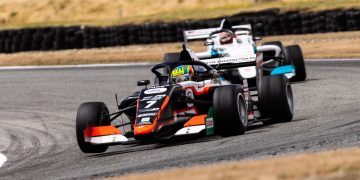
0,31,359,66
108,147,360,180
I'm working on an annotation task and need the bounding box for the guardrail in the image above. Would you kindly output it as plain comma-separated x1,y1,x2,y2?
0,8,358,53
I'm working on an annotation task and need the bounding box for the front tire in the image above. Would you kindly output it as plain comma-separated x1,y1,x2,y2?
213,86,248,137
76,102,110,153
259,75,294,124
285,45,306,82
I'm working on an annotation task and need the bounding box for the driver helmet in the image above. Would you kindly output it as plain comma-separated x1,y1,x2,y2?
171,65,194,83
219,31,233,45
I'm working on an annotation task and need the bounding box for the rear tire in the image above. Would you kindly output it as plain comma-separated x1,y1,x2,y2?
76,102,110,153
258,75,293,124
213,86,248,137
284,45,306,82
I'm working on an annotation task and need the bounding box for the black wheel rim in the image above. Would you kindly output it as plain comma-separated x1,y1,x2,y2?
237,93,247,126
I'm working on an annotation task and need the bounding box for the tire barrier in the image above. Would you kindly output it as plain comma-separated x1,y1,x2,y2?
0,8,359,53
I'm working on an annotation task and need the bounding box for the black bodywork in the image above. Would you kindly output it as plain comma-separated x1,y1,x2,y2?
116,51,219,140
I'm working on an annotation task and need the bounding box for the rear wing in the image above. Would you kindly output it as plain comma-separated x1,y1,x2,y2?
183,24,252,43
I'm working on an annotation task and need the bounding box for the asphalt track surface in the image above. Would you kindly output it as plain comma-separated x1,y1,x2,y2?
0,60,360,179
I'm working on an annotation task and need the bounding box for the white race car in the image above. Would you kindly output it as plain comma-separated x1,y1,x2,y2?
163,19,306,124
182,19,306,83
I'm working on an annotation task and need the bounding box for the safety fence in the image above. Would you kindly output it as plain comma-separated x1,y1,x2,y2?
0,8,359,53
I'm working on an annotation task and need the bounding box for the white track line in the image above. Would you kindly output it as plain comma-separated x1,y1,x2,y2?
0,59,359,70
0,153,7,168
306,59,360,62
0,62,153,70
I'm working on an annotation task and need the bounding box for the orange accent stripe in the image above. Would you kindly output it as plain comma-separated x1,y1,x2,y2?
134,96,170,135
84,126,121,137
84,127,92,137
184,115,206,127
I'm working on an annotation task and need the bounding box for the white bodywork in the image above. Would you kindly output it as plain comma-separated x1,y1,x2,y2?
184,21,282,79
87,134,129,144
183,21,287,120
175,125,206,136
238,66,257,79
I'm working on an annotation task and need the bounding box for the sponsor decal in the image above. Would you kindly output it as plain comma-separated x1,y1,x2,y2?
140,94,166,101
144,88,167,95
243,79,250,104
138,117,152,125
188,31,194,34
185,89,194,107
149,86,165,88
137,112,157,118
205,107,215,135
138,108,160,112
141,117,150,123
206,118,214,128
185,89,194,99
202,56,256,65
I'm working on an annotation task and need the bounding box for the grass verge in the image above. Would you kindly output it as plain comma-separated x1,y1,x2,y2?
109,147,360,180
0,31,359,66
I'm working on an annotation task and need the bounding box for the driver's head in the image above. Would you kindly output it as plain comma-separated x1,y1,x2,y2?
171,65,194,83
219,32,233,45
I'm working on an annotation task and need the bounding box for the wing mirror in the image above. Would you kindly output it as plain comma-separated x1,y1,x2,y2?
137,80,150,87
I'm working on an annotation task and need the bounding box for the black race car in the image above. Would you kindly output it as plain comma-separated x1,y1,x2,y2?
76,47,293,153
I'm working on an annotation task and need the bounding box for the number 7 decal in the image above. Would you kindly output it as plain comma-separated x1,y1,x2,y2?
145,101,157,108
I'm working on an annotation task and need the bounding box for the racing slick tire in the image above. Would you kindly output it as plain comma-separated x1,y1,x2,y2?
213,85,248,137
259,75,293,124
163,52,180,63
284,45,306,82
76,102,110,153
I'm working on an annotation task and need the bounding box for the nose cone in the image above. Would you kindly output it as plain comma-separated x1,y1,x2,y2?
134,124,156,135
